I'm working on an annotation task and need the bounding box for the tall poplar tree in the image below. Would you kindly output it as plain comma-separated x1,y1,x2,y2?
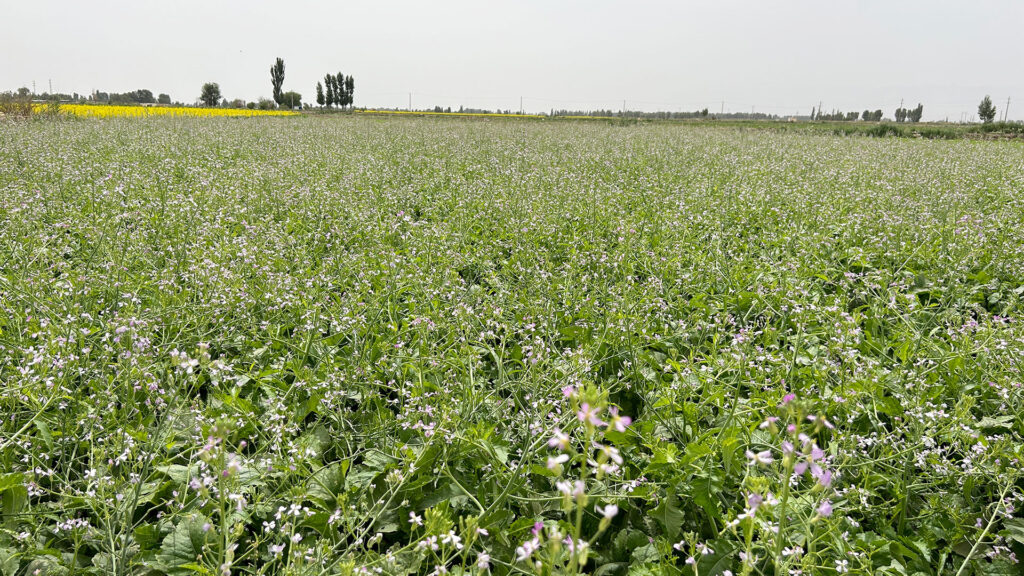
270,58,285,105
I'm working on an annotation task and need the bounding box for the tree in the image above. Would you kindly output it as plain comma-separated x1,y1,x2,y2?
158,93,171,105
200,83,221,106
316,82,325,107
271,57,285,105
978,95,996,123
861,110,871,121
280,91,302,109
909,103,923,123
335,73,346,108
345,75,355,107
133,89,155,103
325,74,335,108
810,107,815,121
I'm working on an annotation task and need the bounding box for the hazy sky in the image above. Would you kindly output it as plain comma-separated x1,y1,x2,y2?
3,0,1021,121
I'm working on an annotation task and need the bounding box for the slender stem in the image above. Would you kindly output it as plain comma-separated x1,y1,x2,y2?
954,480,1013,576
774,418,799,574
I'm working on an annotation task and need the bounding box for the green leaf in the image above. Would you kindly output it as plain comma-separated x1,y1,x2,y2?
631,543,660,564
1003,518,1024,545
307,462,346,505
691,472,723,522
2,486,27,527
155,515,214,574
33,420,53,451
651,490,684,540
977,416,1013,430
697,539,739,575
134,524,164,550
594,562,629,576
0,546,19,576
0,473,23,494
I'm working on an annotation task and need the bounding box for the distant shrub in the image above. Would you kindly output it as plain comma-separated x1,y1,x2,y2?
972,121,1024,135
865,123,905,138
915,126,959,140
0,93,33,118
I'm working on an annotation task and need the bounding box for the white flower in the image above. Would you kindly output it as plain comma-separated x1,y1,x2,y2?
745,449,774,466
515,537,540,562
547,454,569,470
596,503,619,520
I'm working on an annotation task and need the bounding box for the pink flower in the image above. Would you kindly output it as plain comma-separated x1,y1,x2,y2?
546,454,569,470
745,449,774,466
781,393,796,405
548,429,571,451
577,403,604,427
607,406,632,431
816,500,833,517
746,492,763,511
515,537,540,562
807,414,835,430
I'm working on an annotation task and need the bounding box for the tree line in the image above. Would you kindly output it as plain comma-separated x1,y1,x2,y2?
198,58,359,110
810,107,917,122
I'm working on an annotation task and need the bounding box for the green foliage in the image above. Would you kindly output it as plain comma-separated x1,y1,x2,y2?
0,117,1022,575
271,57,285,105
909,103,924,122
199,82,221,106
279,91,302,109
865,122,906,137
325,73,335,107
978,95,997,123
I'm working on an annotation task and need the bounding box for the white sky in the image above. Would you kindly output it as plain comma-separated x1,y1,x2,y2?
3,0,1021,121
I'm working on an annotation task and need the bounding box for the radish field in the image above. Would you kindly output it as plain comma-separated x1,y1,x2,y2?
1,116,1023,575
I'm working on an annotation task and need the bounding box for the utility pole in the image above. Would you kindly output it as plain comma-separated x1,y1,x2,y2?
408,93,412,111
1004,97,1011,122
32,81,36,96
622,99,626,114
720,100,724,115
49,78,53,95
520,96,523,115
817,101,822,120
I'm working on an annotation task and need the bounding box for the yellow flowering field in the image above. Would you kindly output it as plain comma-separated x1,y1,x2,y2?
32,103,297,118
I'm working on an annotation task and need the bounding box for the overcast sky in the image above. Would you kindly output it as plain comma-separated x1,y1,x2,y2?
3,0,1021,121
